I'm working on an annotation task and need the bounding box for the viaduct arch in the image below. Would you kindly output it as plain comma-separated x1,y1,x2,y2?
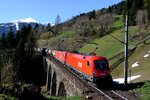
43,56,84,97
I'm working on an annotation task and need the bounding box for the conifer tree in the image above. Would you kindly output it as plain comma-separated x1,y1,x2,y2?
89,10,96,20
124,0,144,25
108,6,112,13
1,32,6,49
34,23,39,30
144,0,150,21
7,27,15,49
13,24,35,81
46,23,51,31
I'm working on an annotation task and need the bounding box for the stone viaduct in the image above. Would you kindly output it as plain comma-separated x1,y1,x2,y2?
42,56,89,97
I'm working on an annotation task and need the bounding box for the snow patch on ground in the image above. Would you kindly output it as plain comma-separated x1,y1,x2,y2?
143,54,149,58
113,75,141,84
131,61,139,68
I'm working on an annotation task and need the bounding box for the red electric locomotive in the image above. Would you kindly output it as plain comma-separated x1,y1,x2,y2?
52,50,112,84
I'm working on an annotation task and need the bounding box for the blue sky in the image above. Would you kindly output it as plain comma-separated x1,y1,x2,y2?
0,0,122,24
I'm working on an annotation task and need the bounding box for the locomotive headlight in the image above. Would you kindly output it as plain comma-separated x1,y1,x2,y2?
93,72,96,76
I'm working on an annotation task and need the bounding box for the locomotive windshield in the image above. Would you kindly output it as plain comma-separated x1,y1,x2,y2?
94,60,109,70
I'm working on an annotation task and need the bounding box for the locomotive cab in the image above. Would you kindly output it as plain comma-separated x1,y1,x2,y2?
87,56,112,84
93,60,112,83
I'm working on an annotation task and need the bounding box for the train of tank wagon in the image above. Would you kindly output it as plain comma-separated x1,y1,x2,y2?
36,48,112,84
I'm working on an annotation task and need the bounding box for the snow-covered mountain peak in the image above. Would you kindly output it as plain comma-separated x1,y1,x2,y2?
10,17,39,23
0,18,44,34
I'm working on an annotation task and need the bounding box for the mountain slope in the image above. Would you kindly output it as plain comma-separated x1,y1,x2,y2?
0,18,42,35
79,21,150,82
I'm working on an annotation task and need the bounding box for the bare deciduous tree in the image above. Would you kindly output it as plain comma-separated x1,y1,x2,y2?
54,15,62,35
96,13,115,36
136,10,148,29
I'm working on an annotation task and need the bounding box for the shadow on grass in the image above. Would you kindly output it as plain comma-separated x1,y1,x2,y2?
96,81,145,91
112,82,145,91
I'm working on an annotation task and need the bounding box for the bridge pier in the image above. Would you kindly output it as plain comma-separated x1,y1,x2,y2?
46,63,51,94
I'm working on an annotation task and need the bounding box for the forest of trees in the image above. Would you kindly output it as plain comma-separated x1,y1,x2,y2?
0,24,47,99
68,0,150,27
0,25,36,84
100,0,150,26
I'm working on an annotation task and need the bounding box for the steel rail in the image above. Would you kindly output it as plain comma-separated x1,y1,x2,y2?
111,90,128,100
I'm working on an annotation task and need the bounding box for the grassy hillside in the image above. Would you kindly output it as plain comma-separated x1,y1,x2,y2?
79,15,150,82
79,17,139,58
112,41,150,80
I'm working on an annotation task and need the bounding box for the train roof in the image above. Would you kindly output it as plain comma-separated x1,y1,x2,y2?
53,50,107,60
69,52,107,60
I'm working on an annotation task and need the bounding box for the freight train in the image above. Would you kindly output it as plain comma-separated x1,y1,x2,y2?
38,48,112,84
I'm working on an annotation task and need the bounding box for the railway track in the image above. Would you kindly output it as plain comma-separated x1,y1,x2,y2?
88,82,128,100
101,90,128,100
46,56,129,100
